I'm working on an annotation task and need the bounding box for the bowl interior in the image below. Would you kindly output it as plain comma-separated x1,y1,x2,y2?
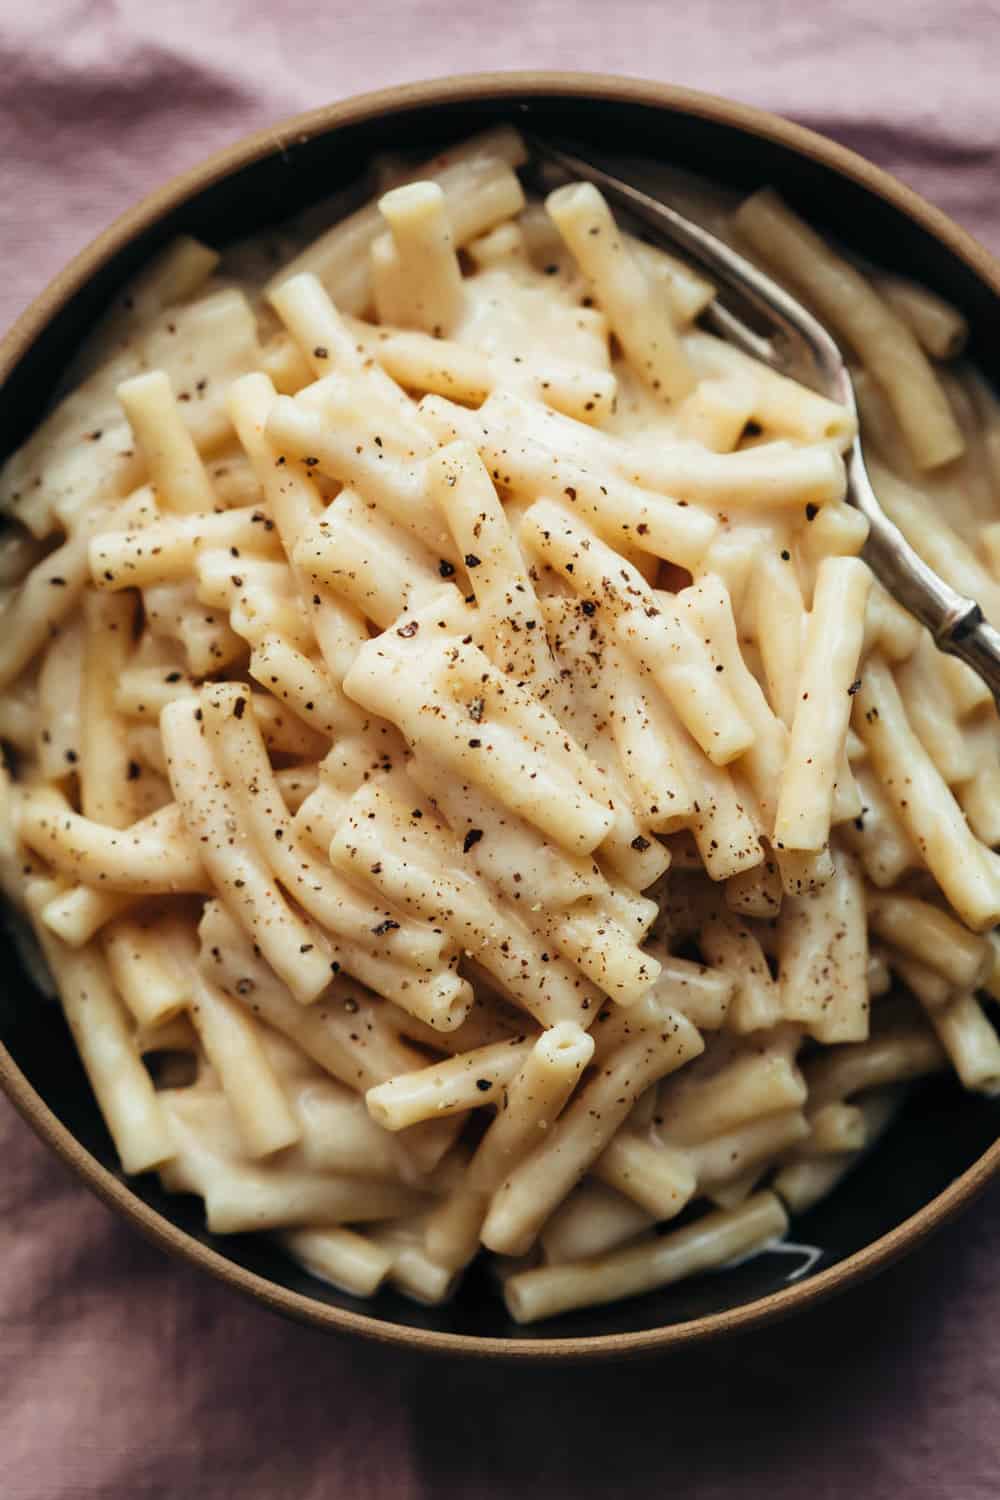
3,82,999,1347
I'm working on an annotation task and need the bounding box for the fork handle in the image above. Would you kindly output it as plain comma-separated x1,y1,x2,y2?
849,444,1000,707
935,610,1000,703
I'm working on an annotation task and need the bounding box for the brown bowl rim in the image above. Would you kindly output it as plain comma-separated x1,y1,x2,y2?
2,69,999,1361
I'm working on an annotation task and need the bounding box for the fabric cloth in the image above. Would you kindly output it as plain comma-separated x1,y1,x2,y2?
3,4,1000,1495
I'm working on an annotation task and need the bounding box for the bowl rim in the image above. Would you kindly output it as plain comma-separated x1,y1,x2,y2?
2,68,999,1361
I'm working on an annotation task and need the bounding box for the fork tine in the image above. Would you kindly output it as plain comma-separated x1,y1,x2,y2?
526,135,845,392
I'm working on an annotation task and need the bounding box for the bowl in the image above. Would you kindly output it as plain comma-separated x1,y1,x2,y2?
3,71,999,1361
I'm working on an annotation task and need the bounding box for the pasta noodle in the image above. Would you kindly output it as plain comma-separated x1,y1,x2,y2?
2,125,998,1323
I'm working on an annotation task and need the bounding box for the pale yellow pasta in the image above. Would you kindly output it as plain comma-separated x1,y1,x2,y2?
697,910,782,1033
735,189,962,469
925,993,1000,1095
481,1011,703,1255
280,1227,394,1297
866,891,989,990
774,557,872,852
372,182,465,336
591,1132,696,1219
102,909,195,1028
417,393,718,569
428,440,556,691
345,314,618,424
683,329,857,444
504,1191,787,1324
188,972,301,1159
804,1025,946,1111
874,273,968,361
161,697,333,1002
546,182,694,402
424,1022,594,1270
807,1101,867,1154
853,658,1000,931
3,130,1000,1322
540,1180,654,1264
685,1109,810,1188
19,787,206,893
117,371,218,513
26,879,174,1175
774,1089,904,1214
777,847,869,1043
657,1050,807,1148
366,1038,535,1133
36,617,84,780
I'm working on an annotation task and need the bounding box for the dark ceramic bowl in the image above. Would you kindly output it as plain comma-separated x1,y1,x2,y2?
2,72,999,1360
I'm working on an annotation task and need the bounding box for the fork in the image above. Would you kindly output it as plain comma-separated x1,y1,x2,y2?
528,137,1000,706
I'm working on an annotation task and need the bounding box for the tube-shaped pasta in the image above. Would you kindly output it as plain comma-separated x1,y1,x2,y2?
345,314,618,424
853,657,1000,931
366,1037,534,1132
505,1191,787,1324
468,1023,594,1193
540,1180,654,1264
778,847,869,1043
418,394,717,570
773,1088,904,1213
405,757,605,910
328,777,597,1026
280,1227,394,1297
480,1010,703,1255
874,273,968,361
683,329,856,443
226,374,372,687
164,1112,430,1234
19,787,205,894
751,549,805,729
188,973,301,1158
161,697,333,1003
591,1132,696,1219
342,634,613,857
41,883,137,948
686,1109,809,1187
423,1023,594,1270
268,272,425,437
0,524,94,692
805,1024,945,1110
117,371,217,513
428,441,556,690
698,910,782,1033
196,898,467,1183
774,556,872,852
102,909,194,1027
292,490,447,632
735,190,962,470
267,127,526,308
808,1101,867,1154
80,589,136,829
26,880,174,1175
640,943,737,1030
91,505,282,592
658,1050,806,1148
372,182,465,336
725,857,783,920
895,632,976,785
867,891,989,990
36,617,84,780
925,993,1000,1095
200,682,447,971
547,182,694,402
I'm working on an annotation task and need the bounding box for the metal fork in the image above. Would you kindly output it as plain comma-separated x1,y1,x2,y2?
528,137,1000,705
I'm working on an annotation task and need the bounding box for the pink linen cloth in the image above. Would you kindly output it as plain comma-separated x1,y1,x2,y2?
3,4,1000,1495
